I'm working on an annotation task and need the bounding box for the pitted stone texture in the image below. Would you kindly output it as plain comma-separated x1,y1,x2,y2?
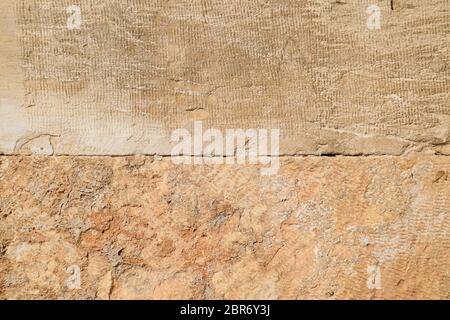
0,156,449,299
0,0,449,155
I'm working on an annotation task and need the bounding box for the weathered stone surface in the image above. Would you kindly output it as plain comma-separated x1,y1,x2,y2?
0,156,449,299
1,0,449,302
0,0,449,155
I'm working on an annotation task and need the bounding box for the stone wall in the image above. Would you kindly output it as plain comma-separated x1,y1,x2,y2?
0,0,449,299
1,156,449,299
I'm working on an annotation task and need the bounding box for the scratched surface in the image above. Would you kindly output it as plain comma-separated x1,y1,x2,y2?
0,0,448,155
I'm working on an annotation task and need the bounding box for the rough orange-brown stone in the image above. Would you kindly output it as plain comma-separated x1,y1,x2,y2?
0,156,449,299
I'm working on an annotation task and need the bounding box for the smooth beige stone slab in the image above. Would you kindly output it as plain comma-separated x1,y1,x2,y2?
0,0,449,155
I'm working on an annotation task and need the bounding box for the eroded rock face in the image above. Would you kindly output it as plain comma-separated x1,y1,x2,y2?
0,156,449,299
0,0,449,301
0,0,449,155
